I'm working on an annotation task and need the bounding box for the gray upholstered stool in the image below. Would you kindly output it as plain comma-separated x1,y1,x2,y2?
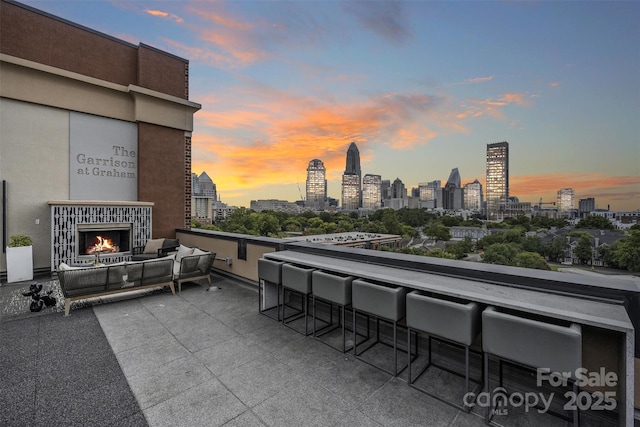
311,271,355,353
352,279,408,376
258,258,284,321
406,291,482,411
482,307,582,425
281,263,315,335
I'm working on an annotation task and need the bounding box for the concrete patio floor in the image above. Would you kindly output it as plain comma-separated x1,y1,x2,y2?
1,273,611,426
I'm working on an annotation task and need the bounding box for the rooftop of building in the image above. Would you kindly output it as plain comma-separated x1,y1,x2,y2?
4,269,618,427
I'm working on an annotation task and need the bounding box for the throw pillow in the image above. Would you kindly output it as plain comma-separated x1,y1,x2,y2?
58,263,84,271
175,244,194,261
192,248,209,256
144,238,165,254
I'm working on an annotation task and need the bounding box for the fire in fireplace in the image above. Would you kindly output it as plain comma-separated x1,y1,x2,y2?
77,223,132,256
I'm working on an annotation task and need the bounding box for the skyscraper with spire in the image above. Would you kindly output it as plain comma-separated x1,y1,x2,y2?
341,142,362,210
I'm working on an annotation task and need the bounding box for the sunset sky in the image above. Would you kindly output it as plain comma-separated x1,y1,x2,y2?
22,0,640,211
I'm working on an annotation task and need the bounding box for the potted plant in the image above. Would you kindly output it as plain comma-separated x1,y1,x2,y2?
6,234,34,283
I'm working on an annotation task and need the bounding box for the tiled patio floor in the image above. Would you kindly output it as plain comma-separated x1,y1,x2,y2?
2,273,611,426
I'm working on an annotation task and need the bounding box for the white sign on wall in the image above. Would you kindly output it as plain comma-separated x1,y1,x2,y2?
70,112,138,201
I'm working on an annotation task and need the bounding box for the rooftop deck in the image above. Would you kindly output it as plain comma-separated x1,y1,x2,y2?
1,271,621,426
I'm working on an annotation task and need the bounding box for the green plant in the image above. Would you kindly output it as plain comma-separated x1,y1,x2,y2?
9,234,33,247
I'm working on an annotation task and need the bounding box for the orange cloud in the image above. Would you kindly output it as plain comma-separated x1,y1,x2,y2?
465,92,532,120
191,85,450,195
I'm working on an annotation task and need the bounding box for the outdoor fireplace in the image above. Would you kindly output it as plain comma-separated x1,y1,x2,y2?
77,223,132,256
50,200,153,269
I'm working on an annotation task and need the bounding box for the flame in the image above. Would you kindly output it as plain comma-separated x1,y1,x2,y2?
86,236,118,254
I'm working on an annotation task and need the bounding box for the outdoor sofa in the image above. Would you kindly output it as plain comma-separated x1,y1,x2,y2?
57,245,215,315
131,238,180,261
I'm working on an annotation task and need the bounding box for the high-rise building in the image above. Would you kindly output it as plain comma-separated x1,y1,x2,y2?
381,180,391,201
391,178,406,199
362,174,382,210
443,168,463,210
305,159,326,211
191,173,200,195
486,141,509,219
341,142,362,210
198,171,217,198
557,188,575,217
579,197,596,217
464,179,484,212
419,181,441,209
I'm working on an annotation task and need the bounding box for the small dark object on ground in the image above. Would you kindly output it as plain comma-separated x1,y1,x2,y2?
22,283,56,312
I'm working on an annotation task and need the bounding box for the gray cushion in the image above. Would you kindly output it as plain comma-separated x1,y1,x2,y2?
258,258,284,284
312,271,354,306
406,291,480,346
482,306,582,376
162,238,179,248
352,279,407,321
282,264,313,294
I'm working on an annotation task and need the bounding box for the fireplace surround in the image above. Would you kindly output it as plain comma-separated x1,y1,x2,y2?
49,201,153,269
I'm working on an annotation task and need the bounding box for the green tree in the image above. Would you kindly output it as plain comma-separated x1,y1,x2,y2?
337,219,354,233
522,235,544,256
574,236,594,264
425,224,450,241
513,251,550,270
502,215,532,231
460,218,483,227
609,230,640,271
440,216,462,227
253,213,280,236
401,224,418,238
425,248,457,260
576,215,615,230
481,243,520,266
382,209,402,235
544,237,568,262
445,237,474,259
283,219,302,232
477,233,505,249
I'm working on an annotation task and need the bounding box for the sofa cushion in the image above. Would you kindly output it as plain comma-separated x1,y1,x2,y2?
144,238,165,254
58,262,84,271
163,238,179,249
176,244,194,261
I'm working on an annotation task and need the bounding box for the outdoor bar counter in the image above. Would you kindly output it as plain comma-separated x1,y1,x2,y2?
264,249,635,425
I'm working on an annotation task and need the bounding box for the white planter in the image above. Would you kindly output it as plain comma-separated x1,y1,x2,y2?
6,245,34,283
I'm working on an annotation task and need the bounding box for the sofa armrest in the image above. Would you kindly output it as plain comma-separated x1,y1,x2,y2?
132,246,145,255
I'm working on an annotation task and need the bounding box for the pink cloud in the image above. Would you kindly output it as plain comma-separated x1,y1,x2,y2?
145,9,183,24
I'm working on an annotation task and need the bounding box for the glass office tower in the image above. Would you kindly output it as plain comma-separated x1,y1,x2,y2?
306,159,326,210
485,141,509,219
341,142,362,210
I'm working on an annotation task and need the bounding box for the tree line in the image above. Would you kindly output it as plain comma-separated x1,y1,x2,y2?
192,209,639,272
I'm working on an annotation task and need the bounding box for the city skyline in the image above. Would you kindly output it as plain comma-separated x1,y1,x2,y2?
19,0,640,211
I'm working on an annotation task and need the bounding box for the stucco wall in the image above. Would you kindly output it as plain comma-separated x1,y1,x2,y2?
0,98,69,271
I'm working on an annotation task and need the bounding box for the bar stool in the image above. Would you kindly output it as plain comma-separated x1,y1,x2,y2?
258,258,284,321
406,291,482,411
281,263,315,335
352,279,408,376
482,307,582,425
311,270,355,353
